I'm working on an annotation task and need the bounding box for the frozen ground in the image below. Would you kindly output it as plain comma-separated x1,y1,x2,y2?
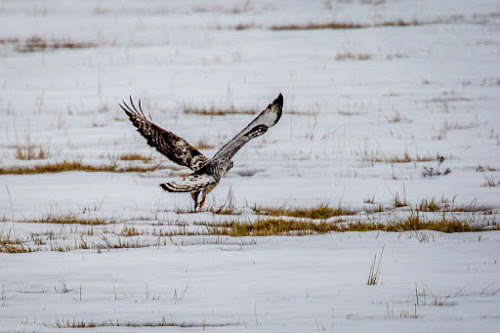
0,0,499,331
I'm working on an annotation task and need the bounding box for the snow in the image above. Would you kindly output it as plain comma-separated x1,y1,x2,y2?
1,0,499,331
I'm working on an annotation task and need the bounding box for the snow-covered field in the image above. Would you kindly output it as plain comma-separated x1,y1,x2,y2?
1,0,499,331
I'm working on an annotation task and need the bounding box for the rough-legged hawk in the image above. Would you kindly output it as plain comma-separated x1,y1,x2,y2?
120,94,283,209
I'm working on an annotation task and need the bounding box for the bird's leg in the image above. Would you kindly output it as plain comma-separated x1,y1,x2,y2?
198,195,207,210
190,191,200,211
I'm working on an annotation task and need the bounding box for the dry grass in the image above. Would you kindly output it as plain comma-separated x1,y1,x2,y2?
271,22,365,31
0,160,166,175
119,153,152,162
476,164,496,172
417,198,443,212
482,176,499,187
362,150,435,165
15,144,49,160
6,207,493,253
13,36,98,53
207,212,480,237
270,18,445,31
182,104,255,116
51,316,236,328
35,214,111,225
335,52,372,61
216,23,257,30
195,136,215,150
367,245,384,285
0,229,31,253
253,203,356,220
393,193,408,208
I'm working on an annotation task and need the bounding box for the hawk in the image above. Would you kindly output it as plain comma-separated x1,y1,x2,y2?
120,94,283,210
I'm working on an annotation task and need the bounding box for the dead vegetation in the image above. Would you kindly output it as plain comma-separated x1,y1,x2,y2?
119,153,152,162
215,23,257,30
182,103,255,116
361,150,436,165
253,203,357,220
3,206,494,253
367,245,384,285
482,176,499,187
35,213,112,225
15,144,49,160
335,52,372,61
272,21,364,31
7,36,98,53
195,136,215,150
270,18,451,31
0,229,31,253
209,213,480,237
51,316,237,328
0,160,167,175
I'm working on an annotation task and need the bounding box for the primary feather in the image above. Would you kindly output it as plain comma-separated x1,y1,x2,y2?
120,97,208,171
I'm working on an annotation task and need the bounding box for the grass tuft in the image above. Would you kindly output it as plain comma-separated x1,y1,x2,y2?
393,194,408,208
0,229,31,253
367,245,384,285
15,36,98,53
253,203,357,220
15,144,49,160
210,212,479,237
417,198,442,212
119,153,152,162
335,52,372,61
183,103,256,116
0,160,166,175
36,214,111,225
271,22,365,31
482,176,499,187
51,316,237,328
270,18,446,31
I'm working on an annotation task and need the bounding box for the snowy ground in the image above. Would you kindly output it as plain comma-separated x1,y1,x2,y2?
1,0,499,331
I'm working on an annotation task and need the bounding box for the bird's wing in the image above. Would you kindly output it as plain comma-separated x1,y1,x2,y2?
120,97,209,171
160,173,217,193
212,94,283,166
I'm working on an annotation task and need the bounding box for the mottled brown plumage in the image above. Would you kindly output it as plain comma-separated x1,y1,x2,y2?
121,94,283,210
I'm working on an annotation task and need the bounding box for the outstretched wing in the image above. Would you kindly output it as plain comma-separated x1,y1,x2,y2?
160,173,217,193
120,97,209,171
212,94,283,166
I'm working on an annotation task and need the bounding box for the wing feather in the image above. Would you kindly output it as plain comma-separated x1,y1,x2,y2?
212,94,283,165
120,97,209,171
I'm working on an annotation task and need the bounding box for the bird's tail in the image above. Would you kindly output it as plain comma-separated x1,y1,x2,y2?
159,174,216,193
160,182,193,192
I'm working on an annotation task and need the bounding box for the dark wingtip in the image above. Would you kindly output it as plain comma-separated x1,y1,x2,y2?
274,93,283,106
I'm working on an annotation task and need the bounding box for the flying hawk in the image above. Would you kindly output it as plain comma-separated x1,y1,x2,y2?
120,94,283,210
